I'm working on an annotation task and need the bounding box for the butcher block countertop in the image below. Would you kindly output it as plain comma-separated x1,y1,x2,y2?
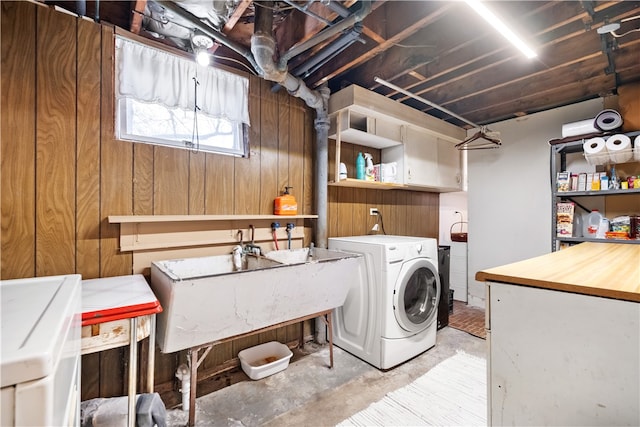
476,242,640,302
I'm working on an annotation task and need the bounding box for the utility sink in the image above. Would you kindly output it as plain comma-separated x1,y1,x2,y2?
154,253,282,280
150,248,363,353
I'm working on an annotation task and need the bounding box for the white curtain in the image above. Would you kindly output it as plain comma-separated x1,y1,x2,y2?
115,37,250,125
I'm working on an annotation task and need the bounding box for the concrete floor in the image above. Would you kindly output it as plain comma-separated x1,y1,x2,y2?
166,326,487,426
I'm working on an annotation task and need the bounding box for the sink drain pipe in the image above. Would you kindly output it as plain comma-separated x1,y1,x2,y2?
175,363,191,412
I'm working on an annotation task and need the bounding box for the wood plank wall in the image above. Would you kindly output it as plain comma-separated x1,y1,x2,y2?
1,3,439,406
328,143,439,238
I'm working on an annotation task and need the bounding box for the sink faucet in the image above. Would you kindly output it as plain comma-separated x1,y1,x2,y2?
244,225,262,256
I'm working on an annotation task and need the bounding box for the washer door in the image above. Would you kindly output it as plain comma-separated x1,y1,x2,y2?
393,258,440,333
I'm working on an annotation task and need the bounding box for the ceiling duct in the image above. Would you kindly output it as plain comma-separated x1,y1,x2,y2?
158,1,259,71
144,2,194,48
278,0,372,69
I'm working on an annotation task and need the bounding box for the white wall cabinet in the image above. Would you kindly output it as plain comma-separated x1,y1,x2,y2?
383,126,463,191
328,85,466,192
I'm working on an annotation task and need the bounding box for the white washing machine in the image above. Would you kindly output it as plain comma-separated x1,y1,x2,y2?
328,235,440,369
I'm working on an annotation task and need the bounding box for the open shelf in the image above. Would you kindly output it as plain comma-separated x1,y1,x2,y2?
109,214,318,223
555,188,640,197
557,237,640,245
328,178,407,190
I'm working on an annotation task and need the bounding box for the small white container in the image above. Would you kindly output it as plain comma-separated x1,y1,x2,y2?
238,341,293,380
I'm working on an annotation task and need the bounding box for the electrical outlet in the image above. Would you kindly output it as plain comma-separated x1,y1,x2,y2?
370,208,379,216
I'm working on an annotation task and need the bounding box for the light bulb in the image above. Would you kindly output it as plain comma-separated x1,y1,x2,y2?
196,50,209,66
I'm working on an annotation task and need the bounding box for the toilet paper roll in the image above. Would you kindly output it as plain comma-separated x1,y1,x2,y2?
562,119,598,138
583,137,608,165
606,134,633,163
594,109,623,131
635,135,640,161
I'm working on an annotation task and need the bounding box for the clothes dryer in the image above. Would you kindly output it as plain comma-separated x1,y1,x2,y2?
328,235,440,369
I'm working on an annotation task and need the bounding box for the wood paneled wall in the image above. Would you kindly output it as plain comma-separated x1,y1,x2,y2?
328,142,439,238
1,2,439,405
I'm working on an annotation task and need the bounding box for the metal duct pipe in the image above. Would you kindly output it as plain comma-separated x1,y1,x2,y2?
278,0,371,68
159,1,259,72
314,106,330,344
314,86,331,250
291,23,364,79
251,2,325,112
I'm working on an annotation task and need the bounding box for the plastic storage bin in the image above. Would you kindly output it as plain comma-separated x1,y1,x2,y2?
238,341,293,380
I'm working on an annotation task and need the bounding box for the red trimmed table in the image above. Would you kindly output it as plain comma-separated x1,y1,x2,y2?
81,274,162,427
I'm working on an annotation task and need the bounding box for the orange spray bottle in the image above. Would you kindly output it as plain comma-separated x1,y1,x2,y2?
274,186,298,215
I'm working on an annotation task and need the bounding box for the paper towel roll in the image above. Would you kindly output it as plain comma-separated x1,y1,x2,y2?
562,119,598,138
583,137,608,165
594,109,623,131
606,134,633,163
635,135,640,161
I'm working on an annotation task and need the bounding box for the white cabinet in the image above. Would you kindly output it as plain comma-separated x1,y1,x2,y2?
486,281,640,426
448,241,467,302
382,126,462,191
328,85,466,192
1,275,82,427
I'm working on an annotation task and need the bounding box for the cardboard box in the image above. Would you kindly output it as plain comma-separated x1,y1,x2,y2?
578,173,587,191
556,202,575,237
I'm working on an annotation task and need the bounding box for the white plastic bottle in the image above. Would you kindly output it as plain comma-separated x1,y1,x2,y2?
364,153,375,181
584,210,603,237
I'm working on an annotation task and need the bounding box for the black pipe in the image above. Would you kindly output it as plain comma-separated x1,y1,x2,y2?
76,0,86,17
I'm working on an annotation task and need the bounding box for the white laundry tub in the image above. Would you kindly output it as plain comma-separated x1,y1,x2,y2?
150,248,362,353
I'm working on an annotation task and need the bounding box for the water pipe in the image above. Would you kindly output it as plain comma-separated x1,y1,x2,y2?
175,363,191,412
285,223,295,250
271,222,280,250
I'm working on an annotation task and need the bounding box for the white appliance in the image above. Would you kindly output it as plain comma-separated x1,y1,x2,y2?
328,235,440,369
1,274,82,426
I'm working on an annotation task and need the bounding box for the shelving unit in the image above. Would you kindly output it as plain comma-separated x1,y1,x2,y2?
550,131,640,251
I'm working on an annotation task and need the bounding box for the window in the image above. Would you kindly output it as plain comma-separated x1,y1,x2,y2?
118,98,247,156
115,37,250,156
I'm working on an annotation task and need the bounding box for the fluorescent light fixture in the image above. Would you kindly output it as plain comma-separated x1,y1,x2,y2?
465,0,537,59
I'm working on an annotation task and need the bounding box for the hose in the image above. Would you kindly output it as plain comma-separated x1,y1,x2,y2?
272,229,279,250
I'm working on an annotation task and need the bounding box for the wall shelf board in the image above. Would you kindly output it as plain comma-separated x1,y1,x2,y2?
109,214,318,223
328,178,407,190
557,237,639,245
